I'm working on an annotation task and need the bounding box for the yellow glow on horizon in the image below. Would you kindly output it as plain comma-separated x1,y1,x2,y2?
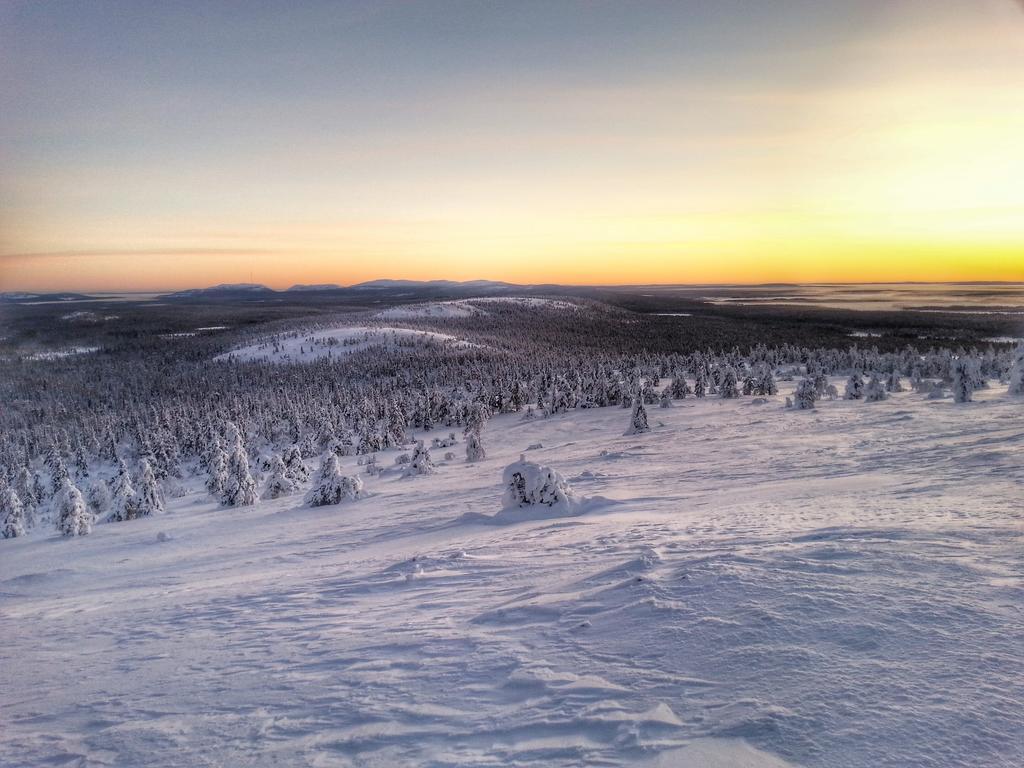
2,2,1023,291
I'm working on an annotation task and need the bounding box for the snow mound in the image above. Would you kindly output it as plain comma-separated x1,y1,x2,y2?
216,326,478,363
502,454,578,510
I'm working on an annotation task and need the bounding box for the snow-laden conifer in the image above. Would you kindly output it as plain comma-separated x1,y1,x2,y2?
1,487,25,539
625,398,650,436
57,479,91,537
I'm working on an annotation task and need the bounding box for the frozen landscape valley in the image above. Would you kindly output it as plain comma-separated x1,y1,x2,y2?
2,382,1022,767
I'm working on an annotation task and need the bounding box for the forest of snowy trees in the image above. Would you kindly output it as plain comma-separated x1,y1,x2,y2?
1,299,1022,539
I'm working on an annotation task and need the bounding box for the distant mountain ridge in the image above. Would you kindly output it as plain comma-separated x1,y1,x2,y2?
158,279,538,301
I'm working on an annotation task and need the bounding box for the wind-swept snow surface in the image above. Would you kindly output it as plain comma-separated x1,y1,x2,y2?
1,388,1022,767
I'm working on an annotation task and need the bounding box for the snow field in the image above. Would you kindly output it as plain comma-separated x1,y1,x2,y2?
1,382,1022,767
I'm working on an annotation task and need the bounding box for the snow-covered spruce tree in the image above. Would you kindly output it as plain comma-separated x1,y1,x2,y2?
1,487,25,539
405,441,436,476
502,455,577,509
264,454,296,499
86,480,111,517
659,387,673,408
793,378,817,410
669,375,691,399
465,429,486,462
719,367,740,399
844,373,865,400
14,467,37,527
1008,343,1024,396
625,398,650,436
137,458,163,516
693,375,707,398
283,444,310,483
951,359,973,404
306,453,363,506
756,366,778,396
885,369,904,393
222,446,258,507
57,479,91,537
108,458,139,522
48,451,70,497
206,439,229,497
865,373,888,402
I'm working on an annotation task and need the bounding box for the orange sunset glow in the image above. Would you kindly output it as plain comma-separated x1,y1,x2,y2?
2,1,1023,291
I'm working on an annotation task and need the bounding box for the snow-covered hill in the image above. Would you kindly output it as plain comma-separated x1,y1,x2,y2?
216,326,479,363
1,386,1022,767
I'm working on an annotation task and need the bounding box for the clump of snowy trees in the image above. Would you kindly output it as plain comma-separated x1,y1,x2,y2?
307,453,363,506
502,455,577,509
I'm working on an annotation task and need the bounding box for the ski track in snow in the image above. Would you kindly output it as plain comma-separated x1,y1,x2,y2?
1,386,1023,767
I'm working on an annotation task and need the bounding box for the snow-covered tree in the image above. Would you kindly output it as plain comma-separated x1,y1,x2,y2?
86,480,111,516
222,446,258,506
844,373,865,400
502,455,577,509
719,367,740,399
659,387,673,408
951,359,973,404
865,373,888,402
306,453,363,506
108,458,139,522
206,439,228,497
57,479,91,537
14,467,37,527
1,487,25,539
405,441,436,476
885,369,904,393
669,375,691,399
283,444,309,483
264,454,296,499
793,378,817,410
625,398,650,436
465,429,486,462
137,458,163,516
1008,343,1024,397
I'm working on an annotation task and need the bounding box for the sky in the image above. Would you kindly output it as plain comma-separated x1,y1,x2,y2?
1,0,1023,291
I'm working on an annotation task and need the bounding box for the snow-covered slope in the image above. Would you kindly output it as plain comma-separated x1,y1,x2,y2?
216,326,478,363
2,386,1022,767
374,297,578,320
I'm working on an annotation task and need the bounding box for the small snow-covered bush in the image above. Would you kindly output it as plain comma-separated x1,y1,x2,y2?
395,452,410,465
502,455,577,510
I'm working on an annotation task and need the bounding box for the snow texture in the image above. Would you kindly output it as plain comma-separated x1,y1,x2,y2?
1,385,1023,767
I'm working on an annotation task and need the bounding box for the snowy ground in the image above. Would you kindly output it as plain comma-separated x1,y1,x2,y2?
217,326,477,364
2,385,1022,767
